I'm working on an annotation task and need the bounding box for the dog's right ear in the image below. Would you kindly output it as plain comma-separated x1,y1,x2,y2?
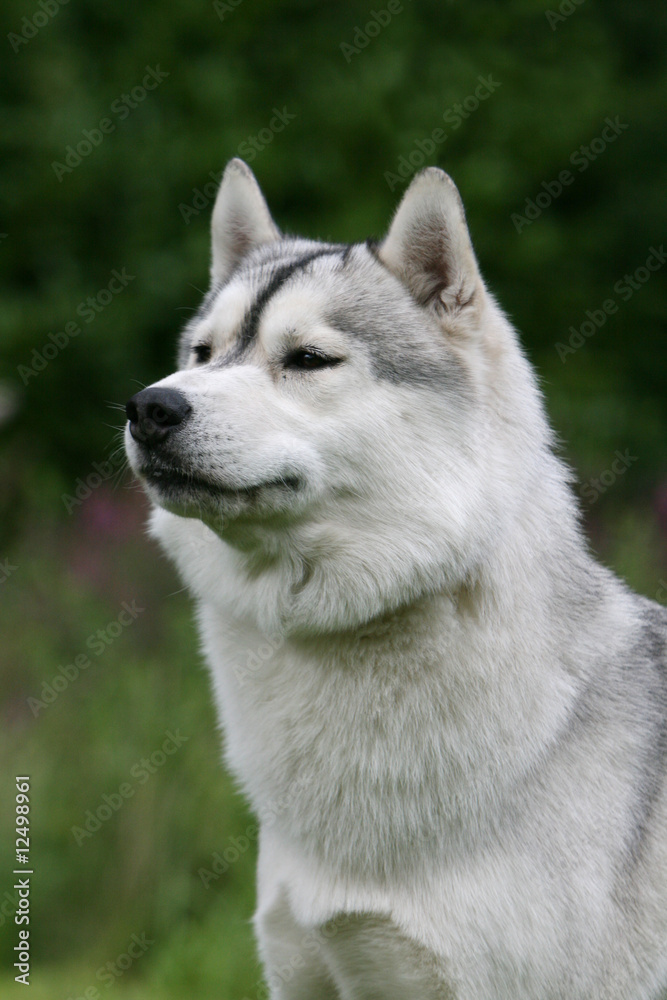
379,168,483,320
210,159,280,282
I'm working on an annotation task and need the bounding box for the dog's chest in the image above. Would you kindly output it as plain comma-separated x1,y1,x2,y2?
200,608,471,874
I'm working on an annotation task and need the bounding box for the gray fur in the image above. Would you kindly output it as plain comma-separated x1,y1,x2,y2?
180,238,470,391
125,160,667,1000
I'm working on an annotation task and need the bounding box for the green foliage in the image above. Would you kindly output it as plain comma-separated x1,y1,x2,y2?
0,507,261,996
1,0,666,505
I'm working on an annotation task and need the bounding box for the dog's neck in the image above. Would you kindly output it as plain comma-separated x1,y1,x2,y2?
162,478,635,880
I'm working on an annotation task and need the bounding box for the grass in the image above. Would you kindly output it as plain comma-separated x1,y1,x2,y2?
0,489,262,998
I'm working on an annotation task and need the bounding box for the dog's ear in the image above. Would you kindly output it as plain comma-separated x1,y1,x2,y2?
210,159,280,282
379,168,482,317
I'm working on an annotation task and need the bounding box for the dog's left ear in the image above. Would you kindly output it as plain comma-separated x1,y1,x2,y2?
379,168,483,317
210,159,280,282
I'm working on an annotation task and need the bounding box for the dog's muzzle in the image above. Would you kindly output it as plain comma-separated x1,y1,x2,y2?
125,387,192,447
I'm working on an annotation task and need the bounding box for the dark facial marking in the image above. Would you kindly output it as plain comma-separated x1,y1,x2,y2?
283,347,343,371
237,248,344,351
193,343,212,364
340,243,355,266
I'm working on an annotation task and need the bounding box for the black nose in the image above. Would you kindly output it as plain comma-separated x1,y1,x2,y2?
126,387,192,446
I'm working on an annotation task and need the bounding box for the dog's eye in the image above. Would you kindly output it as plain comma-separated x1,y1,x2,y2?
283,348,341,371
193,343,211,364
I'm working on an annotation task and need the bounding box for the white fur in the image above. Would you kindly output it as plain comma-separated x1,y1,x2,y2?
126,163,667,999
210,158,280,282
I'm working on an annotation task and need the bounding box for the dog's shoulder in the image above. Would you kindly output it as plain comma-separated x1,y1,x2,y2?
635,596,667,665
617,595,667,866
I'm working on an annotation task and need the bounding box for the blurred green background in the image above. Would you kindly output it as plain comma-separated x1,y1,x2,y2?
1,0,666,996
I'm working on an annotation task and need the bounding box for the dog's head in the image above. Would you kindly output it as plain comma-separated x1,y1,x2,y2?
125,160,547,632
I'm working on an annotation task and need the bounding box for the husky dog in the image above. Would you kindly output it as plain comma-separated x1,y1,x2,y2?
125,159,667,999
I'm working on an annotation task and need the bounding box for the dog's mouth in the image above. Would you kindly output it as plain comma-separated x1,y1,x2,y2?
139,462,302,503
